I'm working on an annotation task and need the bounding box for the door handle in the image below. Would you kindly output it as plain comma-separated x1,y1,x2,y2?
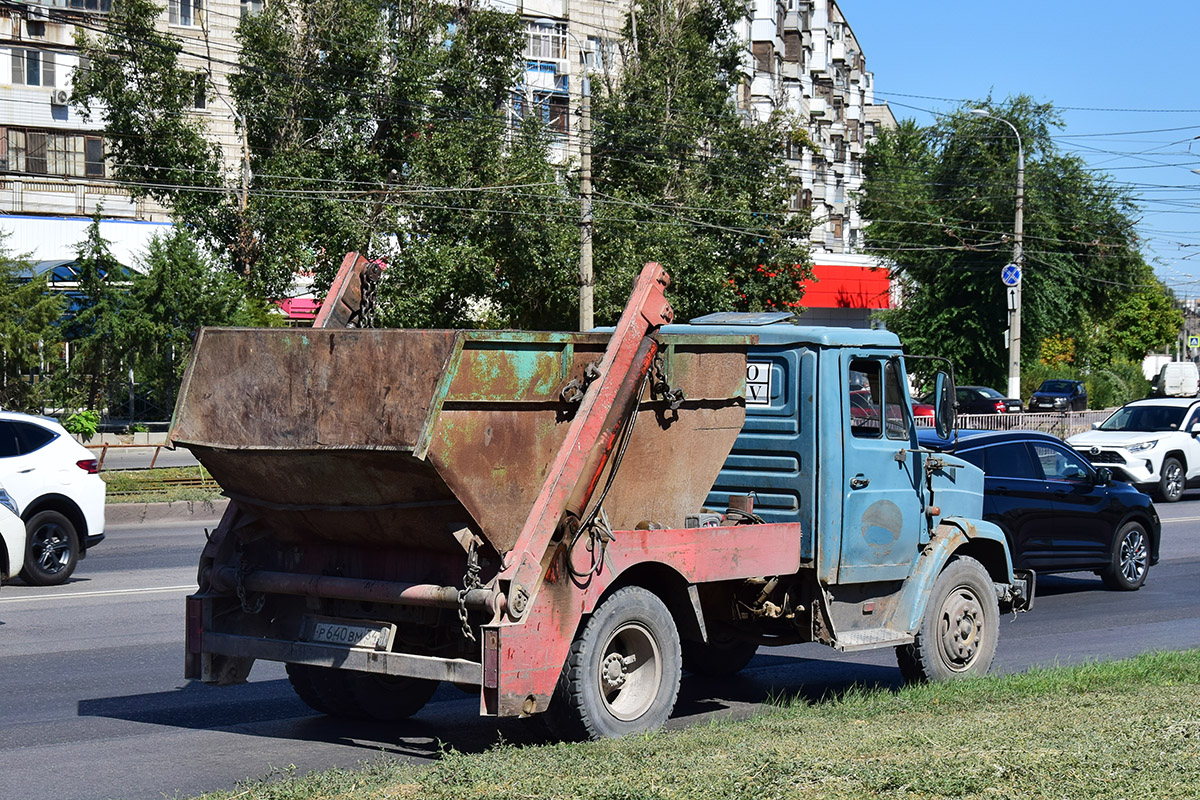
850,475,870,490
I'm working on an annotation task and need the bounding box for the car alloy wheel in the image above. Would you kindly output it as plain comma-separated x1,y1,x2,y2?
1101,522,1150,591
1160,458,1185,503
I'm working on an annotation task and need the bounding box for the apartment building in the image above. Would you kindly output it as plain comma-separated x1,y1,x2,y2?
0,0,248,267
516,0,897,327
2,0,893,325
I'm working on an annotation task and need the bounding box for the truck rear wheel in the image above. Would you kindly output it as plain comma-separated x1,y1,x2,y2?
286,664,438,720
896,556,998,683
546,586,681,740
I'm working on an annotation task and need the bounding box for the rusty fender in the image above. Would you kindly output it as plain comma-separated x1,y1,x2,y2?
481,521,804,718
893,516,1017,634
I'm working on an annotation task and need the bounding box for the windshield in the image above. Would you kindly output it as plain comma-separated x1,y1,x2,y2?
1038,380,1076,393
1099,404,1187,432
976,387,1004,398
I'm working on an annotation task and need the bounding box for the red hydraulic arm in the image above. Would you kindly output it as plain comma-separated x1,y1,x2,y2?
496,261,675,619
312,251,382,329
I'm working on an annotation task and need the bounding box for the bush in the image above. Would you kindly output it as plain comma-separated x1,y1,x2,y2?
1022,360,1148,411
61,409,101,439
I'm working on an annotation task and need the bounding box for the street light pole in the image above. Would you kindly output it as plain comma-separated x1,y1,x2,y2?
535,19,593,331
971,109,1024,401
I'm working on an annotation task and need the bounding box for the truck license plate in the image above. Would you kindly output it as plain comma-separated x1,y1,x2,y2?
306,618,393,651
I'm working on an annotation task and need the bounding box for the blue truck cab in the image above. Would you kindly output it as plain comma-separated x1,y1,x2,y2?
669,312,1033,680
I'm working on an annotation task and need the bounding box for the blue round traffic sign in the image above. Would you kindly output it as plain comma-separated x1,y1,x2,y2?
1001,263,1022,287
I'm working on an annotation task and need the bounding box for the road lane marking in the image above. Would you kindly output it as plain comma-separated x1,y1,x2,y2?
0,585,195,604
1161,516,1200,523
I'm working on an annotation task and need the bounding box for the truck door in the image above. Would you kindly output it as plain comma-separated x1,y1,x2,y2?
838,354,923,582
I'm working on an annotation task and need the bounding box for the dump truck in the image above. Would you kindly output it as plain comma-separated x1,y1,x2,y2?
174,255,1033,740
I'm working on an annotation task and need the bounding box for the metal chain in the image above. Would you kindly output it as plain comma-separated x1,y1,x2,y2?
235,551,264,615
357,266,379,329
457,538,481,641
650,355,685,410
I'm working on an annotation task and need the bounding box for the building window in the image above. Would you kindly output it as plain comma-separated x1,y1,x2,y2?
192,73,207,110
67,0,114,10
525,21,566,61
4,127,104,179
169,0,203,27
12,49,56,87
515,91,569,135
831,216,844,239
85,136,104,177
240,0,263,16
26,20,47,37
752,42,773,74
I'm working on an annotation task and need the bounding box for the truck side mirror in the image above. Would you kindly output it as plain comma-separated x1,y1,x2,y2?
933,371,955,439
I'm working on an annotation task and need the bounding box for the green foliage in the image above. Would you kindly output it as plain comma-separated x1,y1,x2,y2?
0,232,65,413
590,0,811,322
123,227,249,414
62,211,131,411
864,96,1180,388
61,409,100,439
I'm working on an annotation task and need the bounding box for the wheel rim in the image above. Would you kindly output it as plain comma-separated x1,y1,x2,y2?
598,621,662,721
30,522,70,574
1119,528,1149,584
937,585,985,673
1164,463,1183,499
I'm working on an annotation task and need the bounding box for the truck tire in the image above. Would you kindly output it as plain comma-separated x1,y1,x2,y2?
681,632,758,677
1158,458,1185,502
286,664,438,720
896,556,998,683
1099,521,1150,591
286,663,362,716
19,510,79,586
345,672,439,721
545,586,681,740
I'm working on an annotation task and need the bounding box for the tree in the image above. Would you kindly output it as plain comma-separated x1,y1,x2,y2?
0,233,64,413
64,213,131,412
124,228,249,416
861,96,1180,394
589,0,811,322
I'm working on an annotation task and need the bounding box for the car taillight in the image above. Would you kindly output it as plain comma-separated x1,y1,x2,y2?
77,459,99,474
994,400,1006,413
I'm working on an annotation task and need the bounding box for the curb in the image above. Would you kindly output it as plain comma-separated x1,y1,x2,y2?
108,498,229,526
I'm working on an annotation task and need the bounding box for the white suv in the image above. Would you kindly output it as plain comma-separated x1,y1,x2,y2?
1067,397,1200,502
0,484,27,587
0,411,107,584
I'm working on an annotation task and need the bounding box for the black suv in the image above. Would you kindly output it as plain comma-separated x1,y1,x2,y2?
918,429,1159,590
1029,379,1087,412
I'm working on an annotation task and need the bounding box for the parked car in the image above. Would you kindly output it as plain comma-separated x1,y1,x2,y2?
919,429,1159,590
1067,397,1200,502
924,385,1023,415
0,483,27,588
0,411,106,585
1029,379,1087,411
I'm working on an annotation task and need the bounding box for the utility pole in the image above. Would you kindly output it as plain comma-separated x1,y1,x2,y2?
579,78,593,331
971,109,1024,400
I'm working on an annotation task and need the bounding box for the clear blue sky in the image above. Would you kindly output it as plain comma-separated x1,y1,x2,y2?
845,1,1200,298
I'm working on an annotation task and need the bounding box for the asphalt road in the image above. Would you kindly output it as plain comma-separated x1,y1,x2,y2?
90,443,201,472
1,502,1198,800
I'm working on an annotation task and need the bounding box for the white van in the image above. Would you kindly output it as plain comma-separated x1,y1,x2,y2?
1152,362,1200,397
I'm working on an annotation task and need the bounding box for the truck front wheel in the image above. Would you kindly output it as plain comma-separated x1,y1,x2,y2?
896,556,998,683
546,586,681,740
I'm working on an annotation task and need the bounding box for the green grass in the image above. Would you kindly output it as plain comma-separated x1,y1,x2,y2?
189,648,1200,800
102,465,224,504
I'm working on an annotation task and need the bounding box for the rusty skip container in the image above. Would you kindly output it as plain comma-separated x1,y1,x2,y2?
171,327,748,556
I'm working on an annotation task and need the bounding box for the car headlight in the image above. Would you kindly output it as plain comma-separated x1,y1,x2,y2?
1127,440,1158,453
0,487,17,516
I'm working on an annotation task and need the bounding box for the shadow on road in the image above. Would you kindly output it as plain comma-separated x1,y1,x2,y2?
76,650,906,758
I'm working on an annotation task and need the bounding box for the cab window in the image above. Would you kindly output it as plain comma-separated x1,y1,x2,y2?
849,359,881,438
883,359,909,440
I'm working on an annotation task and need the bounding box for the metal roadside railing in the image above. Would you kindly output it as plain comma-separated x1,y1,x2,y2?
914,409,1112,439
